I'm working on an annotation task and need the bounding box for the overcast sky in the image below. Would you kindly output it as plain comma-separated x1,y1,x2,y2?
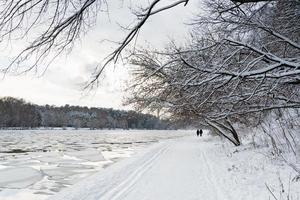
0,0,198,110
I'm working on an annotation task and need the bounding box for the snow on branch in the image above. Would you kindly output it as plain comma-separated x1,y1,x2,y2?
127,0,300,134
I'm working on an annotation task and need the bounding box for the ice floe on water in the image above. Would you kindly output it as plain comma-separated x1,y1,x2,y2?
65,150,105,162
0,129,187,199
0,167,43,189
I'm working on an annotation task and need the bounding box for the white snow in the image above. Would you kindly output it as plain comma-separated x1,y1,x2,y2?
0,167,43,189
65,150,105,162
0,129,299,200
49,134,300,200
0,130,189,199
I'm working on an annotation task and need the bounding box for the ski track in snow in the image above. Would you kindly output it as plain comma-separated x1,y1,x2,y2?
49,137,239,200
49,135,300,200
100,144,169,200
200,151,233,200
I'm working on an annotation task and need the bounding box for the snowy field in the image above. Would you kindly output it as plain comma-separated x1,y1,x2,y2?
0,130,190,200
49,133,300,200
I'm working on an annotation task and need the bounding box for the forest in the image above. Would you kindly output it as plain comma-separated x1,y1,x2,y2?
0,97,171,129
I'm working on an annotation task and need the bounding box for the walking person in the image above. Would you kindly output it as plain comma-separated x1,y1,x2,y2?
196,129,200,137
199,129,203,137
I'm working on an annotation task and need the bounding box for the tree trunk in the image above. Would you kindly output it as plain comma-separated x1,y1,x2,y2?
206,119,241,146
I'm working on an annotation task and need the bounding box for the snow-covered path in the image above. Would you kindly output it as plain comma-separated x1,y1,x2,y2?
49,136,300,200
116,137,230,200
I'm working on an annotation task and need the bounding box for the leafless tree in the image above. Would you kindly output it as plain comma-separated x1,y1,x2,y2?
0,0,290,144
126,0,300,145
0,0,105,74
0,0,276,81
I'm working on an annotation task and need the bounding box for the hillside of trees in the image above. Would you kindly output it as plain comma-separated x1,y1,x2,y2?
0,97,171,129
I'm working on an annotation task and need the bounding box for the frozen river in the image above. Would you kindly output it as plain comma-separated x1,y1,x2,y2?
0,129,190,200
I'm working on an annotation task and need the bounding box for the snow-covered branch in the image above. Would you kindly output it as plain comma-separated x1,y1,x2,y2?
127,1,300,145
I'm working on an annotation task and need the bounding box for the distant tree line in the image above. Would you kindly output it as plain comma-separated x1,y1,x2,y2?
0,97,171,129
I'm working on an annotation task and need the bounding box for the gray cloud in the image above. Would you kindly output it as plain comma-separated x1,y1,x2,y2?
0,1,197,108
